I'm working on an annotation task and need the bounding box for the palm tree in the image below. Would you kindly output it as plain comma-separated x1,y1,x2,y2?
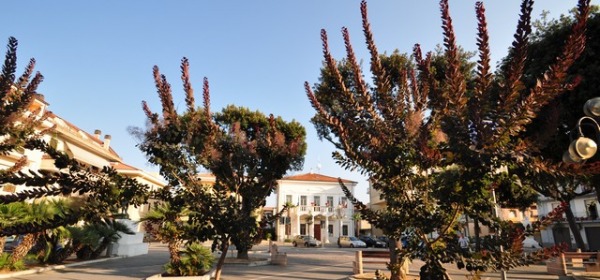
9,200,57,263
139,202,188,264
0,202,28,254
33,225,71,264
74,219,135,260
91,219,134,258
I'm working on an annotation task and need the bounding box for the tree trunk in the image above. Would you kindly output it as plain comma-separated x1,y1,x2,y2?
10,233,37,264
50,242,84,264
168,240,181,264
389,239,404,280
214,241,229,280
564,203,586,250
595,185,600,206
91,241,109,259
0,236,5,254
237,247,249,259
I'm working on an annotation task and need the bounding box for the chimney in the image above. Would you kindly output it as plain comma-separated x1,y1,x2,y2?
103,134,111,150
94,129,102,139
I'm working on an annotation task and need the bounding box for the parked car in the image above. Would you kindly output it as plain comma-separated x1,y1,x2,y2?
377,235,390,247
359,235,386,248
338,236,367,248
3,235,17,252
292,235,321,247
522,236,542,249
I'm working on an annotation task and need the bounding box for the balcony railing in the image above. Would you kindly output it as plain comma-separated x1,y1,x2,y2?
297,205,339,214
539,211,599,223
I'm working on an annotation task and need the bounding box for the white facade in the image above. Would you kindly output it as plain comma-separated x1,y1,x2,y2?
537,191,600,251
275,173,357,244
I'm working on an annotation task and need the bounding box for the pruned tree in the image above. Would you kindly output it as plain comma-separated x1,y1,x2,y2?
136,57,306,279
305,0,590,279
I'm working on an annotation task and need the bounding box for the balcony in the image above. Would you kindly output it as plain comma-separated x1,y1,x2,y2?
297,206,336,214
540,210,599,224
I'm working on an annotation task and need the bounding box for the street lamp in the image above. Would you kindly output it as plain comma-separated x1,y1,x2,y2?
563,97,600,164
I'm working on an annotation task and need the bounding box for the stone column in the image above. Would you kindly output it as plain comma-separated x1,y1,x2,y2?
296,213,300,236
324,217,330,244
310,215,315,237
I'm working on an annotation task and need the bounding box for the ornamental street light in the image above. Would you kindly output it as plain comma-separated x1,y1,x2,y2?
563,97,600,164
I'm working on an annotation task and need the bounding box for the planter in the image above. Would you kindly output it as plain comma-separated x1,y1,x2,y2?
145,269,216,280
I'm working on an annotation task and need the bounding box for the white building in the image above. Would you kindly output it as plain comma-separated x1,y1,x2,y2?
275,173,357,244
537,191,600,251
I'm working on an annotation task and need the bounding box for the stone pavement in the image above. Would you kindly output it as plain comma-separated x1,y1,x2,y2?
3,241,566,280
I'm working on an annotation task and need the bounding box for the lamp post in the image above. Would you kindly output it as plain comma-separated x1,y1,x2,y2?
563,97,600,164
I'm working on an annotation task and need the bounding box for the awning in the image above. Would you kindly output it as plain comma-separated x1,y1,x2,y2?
65,143,111,168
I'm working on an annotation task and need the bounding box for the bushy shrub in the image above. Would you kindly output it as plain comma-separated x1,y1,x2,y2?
165,243,214,276
0,253,26,271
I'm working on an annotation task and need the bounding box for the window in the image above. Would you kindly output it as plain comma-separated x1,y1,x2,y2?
327,196,334,212
300,196,307,206
328,224,334,236
327,196,333,207
285,195,292,204
342,225,348,236
340,197,348,207
313,196,320,206
586,200,598,220
300,224,306,235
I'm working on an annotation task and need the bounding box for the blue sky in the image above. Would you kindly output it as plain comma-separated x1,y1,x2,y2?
3,1,592,204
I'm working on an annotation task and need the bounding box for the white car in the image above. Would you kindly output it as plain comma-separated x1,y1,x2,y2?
338,236,367,248
292,235,321,247
522,236,542,249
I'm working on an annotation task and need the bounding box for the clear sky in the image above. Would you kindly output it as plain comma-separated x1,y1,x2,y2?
3,0,592,205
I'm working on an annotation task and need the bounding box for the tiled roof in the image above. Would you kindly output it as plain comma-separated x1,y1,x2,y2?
282,173,356,184
47,111,121,160
111,162,139,171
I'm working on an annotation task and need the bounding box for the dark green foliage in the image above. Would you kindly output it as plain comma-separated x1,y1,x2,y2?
0,253,26,271
164,242,215,277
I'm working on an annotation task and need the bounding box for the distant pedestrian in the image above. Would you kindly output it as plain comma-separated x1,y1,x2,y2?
458,234,470,256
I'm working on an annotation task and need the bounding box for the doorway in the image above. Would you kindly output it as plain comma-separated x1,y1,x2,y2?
552,227,572,250
314,224,321,240
585,227,600,251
